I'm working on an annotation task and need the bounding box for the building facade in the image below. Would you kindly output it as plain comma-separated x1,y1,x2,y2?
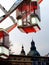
0,55,49,65
0,40,49,65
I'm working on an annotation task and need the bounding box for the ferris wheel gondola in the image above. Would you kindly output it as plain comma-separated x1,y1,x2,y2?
16,0,41,33
0,0,43,34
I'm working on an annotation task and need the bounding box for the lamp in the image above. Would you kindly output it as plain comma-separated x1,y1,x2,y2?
30,13,40,25
0,28,9,59
17,15,22,26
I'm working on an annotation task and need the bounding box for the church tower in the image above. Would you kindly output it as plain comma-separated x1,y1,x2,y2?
27,40,40,56
20,45,26,55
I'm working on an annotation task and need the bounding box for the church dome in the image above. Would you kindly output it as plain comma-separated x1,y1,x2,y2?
27,40,40,56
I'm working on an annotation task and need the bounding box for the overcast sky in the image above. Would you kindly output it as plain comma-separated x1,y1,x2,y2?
0,0,49,56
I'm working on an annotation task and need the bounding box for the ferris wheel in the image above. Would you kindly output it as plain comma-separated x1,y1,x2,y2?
0,0,43,59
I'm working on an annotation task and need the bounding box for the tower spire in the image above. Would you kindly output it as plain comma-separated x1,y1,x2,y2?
30,40,36,51
20,45,26,55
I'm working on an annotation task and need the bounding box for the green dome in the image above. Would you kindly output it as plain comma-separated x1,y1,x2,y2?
27,50,40,56
27,40,40,56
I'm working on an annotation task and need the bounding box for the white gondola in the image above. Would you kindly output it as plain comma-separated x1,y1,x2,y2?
0,28,9,59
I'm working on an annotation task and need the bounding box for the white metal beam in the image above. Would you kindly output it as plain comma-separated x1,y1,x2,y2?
0,0,23,23
0,4,16,24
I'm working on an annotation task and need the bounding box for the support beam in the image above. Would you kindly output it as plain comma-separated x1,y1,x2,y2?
0,0,23,23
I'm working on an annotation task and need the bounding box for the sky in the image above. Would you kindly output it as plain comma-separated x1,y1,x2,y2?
0,0,49,56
